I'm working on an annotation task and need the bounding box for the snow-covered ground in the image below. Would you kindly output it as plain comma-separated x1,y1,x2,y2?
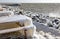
23,11,60,39
0,4,60,39
33,22,60,39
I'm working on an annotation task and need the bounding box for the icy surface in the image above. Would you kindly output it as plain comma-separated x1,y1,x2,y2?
24,11,60,39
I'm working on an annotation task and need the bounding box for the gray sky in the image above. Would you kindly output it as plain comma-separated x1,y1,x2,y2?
0,0,60,3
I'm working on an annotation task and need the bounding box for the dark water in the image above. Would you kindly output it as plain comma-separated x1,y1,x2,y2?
22,3,60,14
